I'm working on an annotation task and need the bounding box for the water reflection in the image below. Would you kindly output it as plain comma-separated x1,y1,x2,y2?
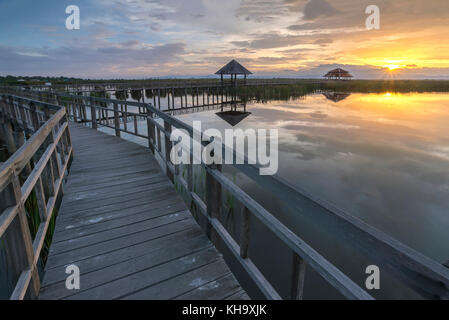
96,90,449,299
175,92,449,299
322,92,351,102
216,102,251,127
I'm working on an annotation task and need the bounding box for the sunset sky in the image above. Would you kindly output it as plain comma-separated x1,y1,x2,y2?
0,0,448,79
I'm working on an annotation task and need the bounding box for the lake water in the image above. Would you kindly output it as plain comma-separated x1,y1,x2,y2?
168,92,449,299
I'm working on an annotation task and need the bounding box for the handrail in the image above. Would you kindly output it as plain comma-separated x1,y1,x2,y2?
0,94,73,299
4,87,449,300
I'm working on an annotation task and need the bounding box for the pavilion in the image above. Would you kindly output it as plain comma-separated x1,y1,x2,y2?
215,59,252,85
323,68,353,80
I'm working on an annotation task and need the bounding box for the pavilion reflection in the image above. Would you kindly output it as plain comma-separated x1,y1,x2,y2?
322,92,352,103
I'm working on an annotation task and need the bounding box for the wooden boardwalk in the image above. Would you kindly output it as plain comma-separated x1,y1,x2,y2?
39,123,248,300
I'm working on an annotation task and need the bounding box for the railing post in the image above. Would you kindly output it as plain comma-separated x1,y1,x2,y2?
164,120,174,183
29,102,40,131
240,206,250,259
291,253,306,300
2,170,40,299
2,121,17,155
206,163,222,246
146,106,155,153
113,102,120,137
90,97,97,129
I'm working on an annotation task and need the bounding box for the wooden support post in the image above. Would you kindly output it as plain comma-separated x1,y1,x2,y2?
146,107,155,154
156,124,162,153
153,90,157,109
206,163,222,246
34,176,47,221
2,175,40,299
240,206,250,259
113,102,120,137
291,253,306,300
29,103,40,131
2,121,17,155
172,88,175,109
90,98,97,129
164,121,174,183
158,89,161,109
185,88,188,108
167,90,171,110
196,87,199,106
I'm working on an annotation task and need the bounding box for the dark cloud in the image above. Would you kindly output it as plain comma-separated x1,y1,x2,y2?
302,0,337,20
0,42,186,77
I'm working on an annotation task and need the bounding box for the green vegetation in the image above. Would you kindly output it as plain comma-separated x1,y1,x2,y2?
0,75,82,86
319,80,449,93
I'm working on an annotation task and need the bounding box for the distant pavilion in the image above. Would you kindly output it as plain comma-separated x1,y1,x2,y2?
324,68,353,80
216,59,252,85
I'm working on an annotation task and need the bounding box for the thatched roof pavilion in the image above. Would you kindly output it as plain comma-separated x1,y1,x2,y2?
216,60,252,85
324,68,353,80
216,110,251,126
322,92,351,102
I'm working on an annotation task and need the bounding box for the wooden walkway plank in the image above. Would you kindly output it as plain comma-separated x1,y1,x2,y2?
39,123,247,300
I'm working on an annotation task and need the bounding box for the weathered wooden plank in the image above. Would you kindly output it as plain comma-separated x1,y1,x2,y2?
45,218,198,270
123,259,231,300
52,201,186,242
35,121,247,301
50,210,191,254
225,289,250,300
41,227,206,288
174,273,242,300
40,235,212,299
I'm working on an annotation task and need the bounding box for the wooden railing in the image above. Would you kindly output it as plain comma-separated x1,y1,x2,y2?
0,94,73,299
3,88,449,300
25,79,325,92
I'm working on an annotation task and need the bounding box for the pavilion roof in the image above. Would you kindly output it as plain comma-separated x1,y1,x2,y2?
324,68,353,77
216,110,251,126
215,60,253,75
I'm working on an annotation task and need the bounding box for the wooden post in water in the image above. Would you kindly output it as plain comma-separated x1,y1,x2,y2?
146,106,155,154
240,206,250,259
90,97,97,129
164,121,174,183
206,162,222,247
291,253,306,300
113,102,120,137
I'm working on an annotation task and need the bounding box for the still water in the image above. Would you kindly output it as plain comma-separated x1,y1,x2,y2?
98,91,449,299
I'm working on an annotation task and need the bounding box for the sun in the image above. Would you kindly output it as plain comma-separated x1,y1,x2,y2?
385,64,401,71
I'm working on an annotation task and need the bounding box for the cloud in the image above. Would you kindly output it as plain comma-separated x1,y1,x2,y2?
0,0,449,78
302,0,337,20
0,43,186,77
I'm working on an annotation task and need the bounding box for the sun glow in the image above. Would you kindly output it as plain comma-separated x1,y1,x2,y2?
385,64,401,71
